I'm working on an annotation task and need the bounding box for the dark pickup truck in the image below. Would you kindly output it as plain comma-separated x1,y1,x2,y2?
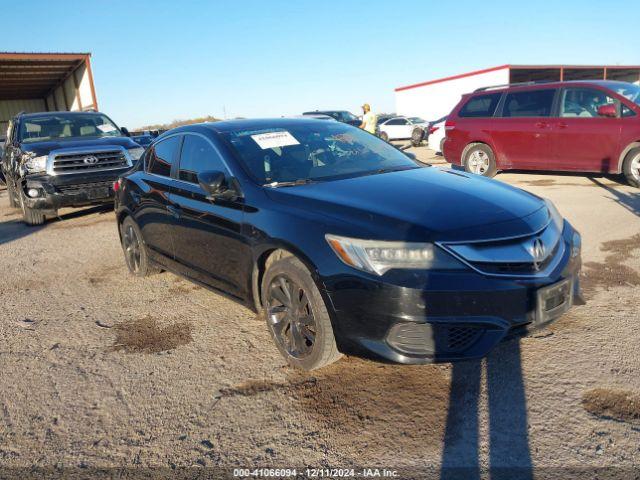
1,111,143,225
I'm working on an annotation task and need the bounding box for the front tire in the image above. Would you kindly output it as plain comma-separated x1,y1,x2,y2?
411,127,424,147
261,255,341,371
120,216,161,277
463,143,497,177
622,147,640,188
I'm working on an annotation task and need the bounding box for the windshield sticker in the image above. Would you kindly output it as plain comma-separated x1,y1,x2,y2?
251,131,300,149
97,123,118,133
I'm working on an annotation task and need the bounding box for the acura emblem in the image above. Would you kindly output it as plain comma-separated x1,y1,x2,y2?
531,238,546,271
83,155,99,165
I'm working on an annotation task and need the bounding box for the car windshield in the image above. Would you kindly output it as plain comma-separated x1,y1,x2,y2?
409,117,426,124
334,111,358,122
18,113,122,143
221,122,420,185
612,83,640,106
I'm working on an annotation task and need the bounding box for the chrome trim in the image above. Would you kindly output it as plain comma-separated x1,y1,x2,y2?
46,146,132,176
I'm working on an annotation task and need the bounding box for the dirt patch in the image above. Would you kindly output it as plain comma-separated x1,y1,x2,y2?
111,316,193,353
582,388,640,424
581,234,640,296
218,378,318,398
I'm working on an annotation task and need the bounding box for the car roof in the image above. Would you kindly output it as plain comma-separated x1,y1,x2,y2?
471,80,632,95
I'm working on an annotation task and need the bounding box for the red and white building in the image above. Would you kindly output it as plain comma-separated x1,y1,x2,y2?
395,64,640,121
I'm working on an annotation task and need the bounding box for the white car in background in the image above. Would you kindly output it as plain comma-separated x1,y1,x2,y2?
377,116,428,142
427,116,447,155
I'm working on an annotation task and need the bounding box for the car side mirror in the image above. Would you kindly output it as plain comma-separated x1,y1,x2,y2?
597,104,617,118
121,127,131,137
198,170,239,201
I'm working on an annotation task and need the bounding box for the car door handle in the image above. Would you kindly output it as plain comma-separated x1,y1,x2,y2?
167,205,181,219
535,122,549,128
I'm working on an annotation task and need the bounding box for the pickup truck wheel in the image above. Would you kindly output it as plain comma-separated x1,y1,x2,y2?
120,216,161,277
7,180,18,208
262,255,342,371
19,190,45,226
463,143,497,177
623,147,640,188
379,131,389,142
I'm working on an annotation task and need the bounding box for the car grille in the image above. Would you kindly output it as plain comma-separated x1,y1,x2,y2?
56,181,114,195
439,219,563,277
51,150,128,174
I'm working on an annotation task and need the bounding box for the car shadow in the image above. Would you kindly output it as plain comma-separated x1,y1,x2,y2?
0,202,113,247
587,176,640,218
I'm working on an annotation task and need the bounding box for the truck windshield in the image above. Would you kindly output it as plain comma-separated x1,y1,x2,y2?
613,83,640,106
221,122,419,185
18,113,123,143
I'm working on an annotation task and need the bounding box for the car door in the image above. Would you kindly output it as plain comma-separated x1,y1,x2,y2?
167,132,252,298
488,88,557,170
133,135,181,260
384,118,411,139
548,87,623,172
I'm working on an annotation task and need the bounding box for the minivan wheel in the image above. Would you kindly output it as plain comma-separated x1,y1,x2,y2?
120,216,161,277
464,143,497,177
261,255,342,371
379,131,389,142
623,147,640,188
18,190,46,226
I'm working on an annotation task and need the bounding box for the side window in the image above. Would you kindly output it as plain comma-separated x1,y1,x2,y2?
386,118,406,125
147,136,181,177
561,88,618,118
502,89,555,118
459,93,502,118
178,134,226,184
622,105,636,117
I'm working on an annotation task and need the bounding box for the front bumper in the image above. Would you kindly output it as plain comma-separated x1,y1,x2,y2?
19,170,128,213
322,225,582,364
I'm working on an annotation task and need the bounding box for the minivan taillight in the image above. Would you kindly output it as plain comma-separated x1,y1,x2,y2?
444,120,456,131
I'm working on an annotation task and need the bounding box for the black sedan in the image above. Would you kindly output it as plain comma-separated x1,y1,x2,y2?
114,118,582,370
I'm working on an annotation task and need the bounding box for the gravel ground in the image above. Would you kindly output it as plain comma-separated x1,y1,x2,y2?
0,151,639,478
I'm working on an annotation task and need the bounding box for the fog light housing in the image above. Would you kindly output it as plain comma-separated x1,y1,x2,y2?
27,188,40,198
571,231,581,258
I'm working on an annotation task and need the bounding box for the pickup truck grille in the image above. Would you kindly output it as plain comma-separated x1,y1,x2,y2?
52,150,129,174
56,181,114,195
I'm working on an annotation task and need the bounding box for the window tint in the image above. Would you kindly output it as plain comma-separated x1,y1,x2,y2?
502,89,555,117
178,134,226,183
386,118,408,125
561,88,618,118
459,93,501,118
147,136,181,177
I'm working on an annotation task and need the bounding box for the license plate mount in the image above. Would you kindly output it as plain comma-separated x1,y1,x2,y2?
87,187,110,199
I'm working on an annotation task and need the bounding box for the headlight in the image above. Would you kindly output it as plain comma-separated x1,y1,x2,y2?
325,234,465,275
544,198,563,231
128,147,145,161
22,153,47,173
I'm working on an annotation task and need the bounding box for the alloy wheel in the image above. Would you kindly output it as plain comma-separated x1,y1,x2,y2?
122,224,142,273
468,150,490,175
631,153,640,182
267,275,317,358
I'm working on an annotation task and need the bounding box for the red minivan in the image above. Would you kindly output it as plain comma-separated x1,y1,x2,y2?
443,80,640,187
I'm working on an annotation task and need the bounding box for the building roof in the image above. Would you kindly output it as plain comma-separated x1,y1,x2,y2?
0,52,92,100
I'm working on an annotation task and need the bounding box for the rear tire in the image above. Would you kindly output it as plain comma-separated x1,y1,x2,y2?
18,190,45,226
379,131,389,142
622,147,640,188
463,143,497,177
120,216,161,277
411,127,424,147
261,255,342,371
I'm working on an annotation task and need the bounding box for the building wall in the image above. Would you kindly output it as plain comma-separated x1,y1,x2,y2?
395,68,509,121
0,99,47,136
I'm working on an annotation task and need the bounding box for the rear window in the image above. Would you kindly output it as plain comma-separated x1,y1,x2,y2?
502,89,556,118
459,93,501,118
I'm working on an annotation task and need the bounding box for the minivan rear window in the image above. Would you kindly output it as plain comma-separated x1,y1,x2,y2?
502,89,556,118
459,93,501,118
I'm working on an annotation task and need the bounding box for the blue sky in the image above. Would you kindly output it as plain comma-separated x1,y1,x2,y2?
2,0,637,128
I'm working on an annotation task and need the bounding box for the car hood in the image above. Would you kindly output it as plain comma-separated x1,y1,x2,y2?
265,167,549,242
20,136,140,156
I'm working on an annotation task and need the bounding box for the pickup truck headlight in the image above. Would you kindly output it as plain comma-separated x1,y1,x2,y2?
326,234,465,275
128,147,145,161
23,154,47,173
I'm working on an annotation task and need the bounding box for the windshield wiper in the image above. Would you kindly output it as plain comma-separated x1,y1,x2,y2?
263,178,316,188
